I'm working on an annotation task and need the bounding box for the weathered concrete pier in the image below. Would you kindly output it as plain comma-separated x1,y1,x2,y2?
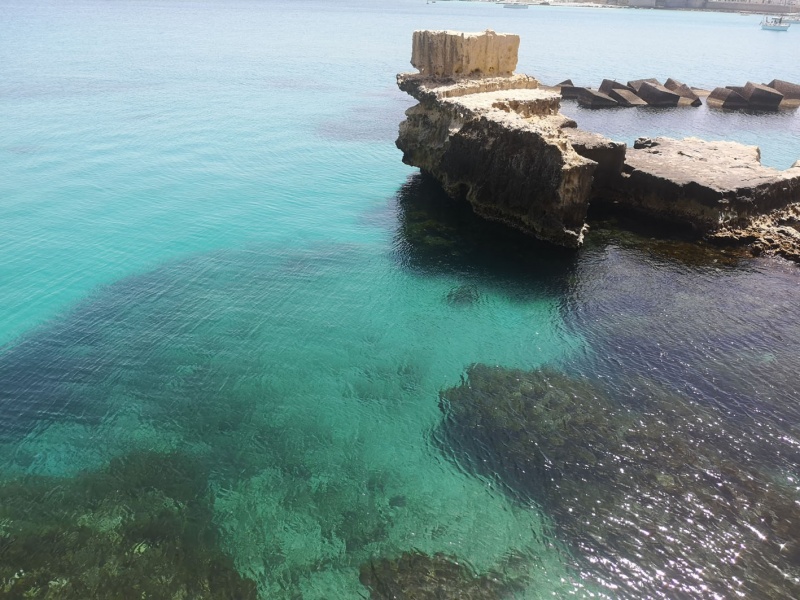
396,29,800,259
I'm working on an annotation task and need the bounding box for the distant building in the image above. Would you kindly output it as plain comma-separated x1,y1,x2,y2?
605,0,799,10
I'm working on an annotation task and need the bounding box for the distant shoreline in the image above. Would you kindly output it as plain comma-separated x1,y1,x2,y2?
458,0,800,17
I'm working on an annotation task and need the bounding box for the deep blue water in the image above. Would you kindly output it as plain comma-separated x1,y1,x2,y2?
1,0,799,597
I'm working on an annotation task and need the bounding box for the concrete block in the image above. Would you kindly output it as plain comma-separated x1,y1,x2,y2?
559,84,582,100
766,79,800,100
664,78,702,107
627,78,660,93
637,81,681,107
707,87,749,109
598,79,632,95
609,88,648,107
742,82,783,111
411,29,519,78
577,88,619,108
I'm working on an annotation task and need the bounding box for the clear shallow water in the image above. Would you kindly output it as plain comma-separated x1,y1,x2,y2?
1,0,799,597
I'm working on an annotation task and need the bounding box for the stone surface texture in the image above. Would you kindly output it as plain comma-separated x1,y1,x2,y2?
410,29,519,78
562,127,627,188
709,199,800,263
607,137,800,232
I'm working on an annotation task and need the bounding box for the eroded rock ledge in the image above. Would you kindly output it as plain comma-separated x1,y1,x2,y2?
397,30,608,248
609,137,800,232
396,30,800,257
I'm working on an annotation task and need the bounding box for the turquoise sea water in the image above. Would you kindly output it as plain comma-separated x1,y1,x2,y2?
1,1,799,597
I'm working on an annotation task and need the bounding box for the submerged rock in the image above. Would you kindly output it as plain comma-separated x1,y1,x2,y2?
359,550,526,599
0,451,257,599
438,364,800,598
445,284,480,307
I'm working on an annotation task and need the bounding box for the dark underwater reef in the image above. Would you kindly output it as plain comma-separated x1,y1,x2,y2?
359,550,530,600
0,451,257,599
438,364,800,599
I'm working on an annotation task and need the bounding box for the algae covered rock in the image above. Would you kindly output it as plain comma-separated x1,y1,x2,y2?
438,364,800,598
0,451,257,599
359,550,525,599
709,200,800,263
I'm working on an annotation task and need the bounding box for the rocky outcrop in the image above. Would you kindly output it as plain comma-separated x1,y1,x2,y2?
562,127,626,189
397,30,600,248
604,137,800,232
396,30,800,255
709,200,800,263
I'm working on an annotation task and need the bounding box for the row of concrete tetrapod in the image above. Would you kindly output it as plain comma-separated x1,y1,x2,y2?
556,77,800,110
707,80,800,110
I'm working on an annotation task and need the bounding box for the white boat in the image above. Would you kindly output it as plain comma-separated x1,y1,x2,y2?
503,1,529,8
761,16,790,31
